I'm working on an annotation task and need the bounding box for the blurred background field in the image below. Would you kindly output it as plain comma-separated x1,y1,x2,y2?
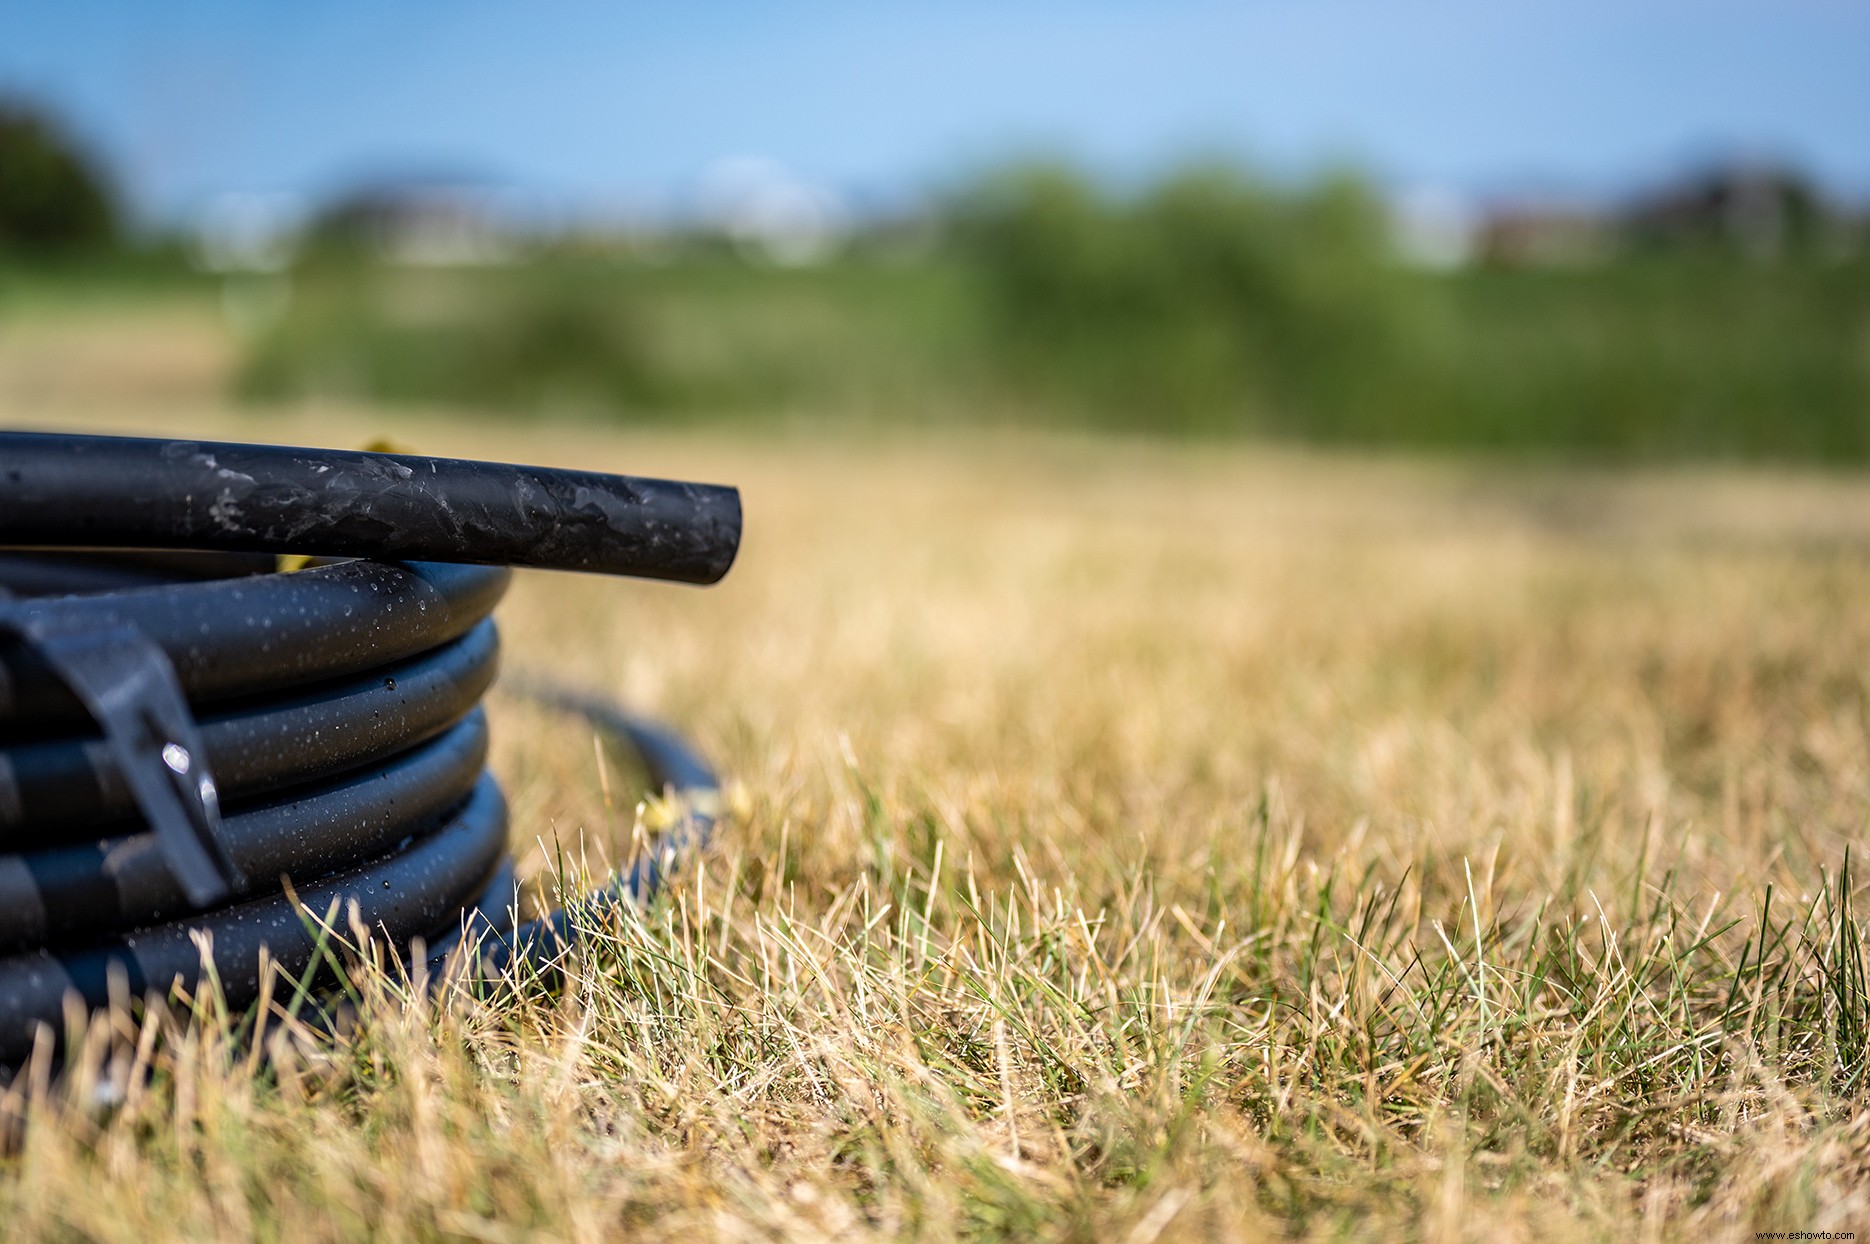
2,31,1869,461
4,147,1869,459
6,5,1870,1240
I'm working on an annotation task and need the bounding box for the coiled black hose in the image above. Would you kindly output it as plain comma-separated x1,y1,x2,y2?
0,431,741,1065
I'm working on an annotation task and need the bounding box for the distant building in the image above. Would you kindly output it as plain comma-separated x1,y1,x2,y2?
695,156,848,267
308,180,524,265
1390,186,1479,270
1475,201,1615,268
1621,162,1846,259
1461,162,1864,269
193,192,306,272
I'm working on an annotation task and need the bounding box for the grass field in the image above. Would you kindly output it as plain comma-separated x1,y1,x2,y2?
5,310,1870,1240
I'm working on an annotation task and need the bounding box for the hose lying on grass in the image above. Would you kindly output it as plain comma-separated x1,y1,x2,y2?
0,431,741,1065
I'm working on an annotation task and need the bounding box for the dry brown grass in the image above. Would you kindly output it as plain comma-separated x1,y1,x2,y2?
5,326,1870,1238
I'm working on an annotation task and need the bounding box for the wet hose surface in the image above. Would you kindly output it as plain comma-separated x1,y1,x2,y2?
0,432,740,1065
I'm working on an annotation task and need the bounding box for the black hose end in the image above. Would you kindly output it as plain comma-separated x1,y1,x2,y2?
0,432,745,585
690,485,743,587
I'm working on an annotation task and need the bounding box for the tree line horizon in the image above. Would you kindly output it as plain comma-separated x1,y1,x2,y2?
5,96,1868,464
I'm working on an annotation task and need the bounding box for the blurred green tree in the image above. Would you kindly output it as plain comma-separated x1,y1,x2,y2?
950,161,1418,432
0,100,119,253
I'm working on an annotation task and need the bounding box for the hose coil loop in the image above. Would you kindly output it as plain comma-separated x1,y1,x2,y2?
0,432,741,1064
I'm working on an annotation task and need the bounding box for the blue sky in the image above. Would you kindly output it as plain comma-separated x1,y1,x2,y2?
2,0,1867,220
